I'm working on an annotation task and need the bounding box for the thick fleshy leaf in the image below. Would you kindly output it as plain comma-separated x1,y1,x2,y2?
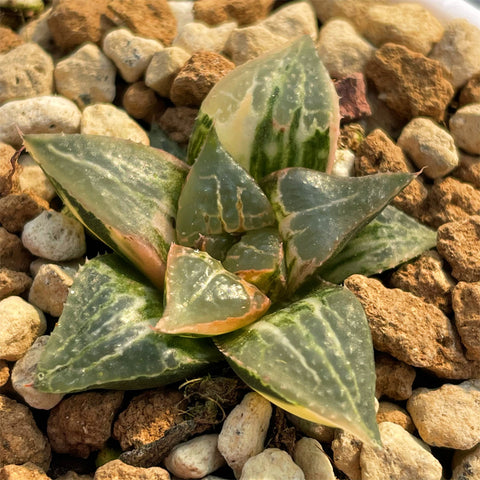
176,130,275,247
319,206,437,283
193,233,238,262
215,284,381,446
187,36,340,180
223,228,287,301
155,244,271,336
262,168,416,293
24,134,189,289
35,254,221,393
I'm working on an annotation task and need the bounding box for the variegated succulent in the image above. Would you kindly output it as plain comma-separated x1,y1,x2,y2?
26,36,436,446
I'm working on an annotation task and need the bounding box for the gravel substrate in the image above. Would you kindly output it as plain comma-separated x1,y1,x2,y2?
1,0,480,479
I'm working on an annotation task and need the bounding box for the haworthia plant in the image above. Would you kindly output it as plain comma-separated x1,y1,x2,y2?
262,168,417,293
27,36,438,447
215,284,380,445
23,134,188,289
155,244,271,336
187,35,340,180
36,254,221,393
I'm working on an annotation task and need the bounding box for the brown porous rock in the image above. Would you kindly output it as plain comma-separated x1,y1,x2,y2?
47,0,113,52
47,391,124,458
459,72,480,106
453,152,480,188
344,274,480,379
331,429,362,480
0,227,33,272
375,353,416,401
0,360,8,388
157,106,198,145
437,215,480,282
334,73,372,123
94,459,170,480
389,250,455,314
0,268,32,300
170,51,235,107
193,0,274,26
0,462,50,480
0,395,51,470
0,143,18,197
113,388,185,451
0,26,23,54
366,43,454,122
376,401,415,433
107,0,177,46
355,128,428,217
452,281,480,360
0,193,48,233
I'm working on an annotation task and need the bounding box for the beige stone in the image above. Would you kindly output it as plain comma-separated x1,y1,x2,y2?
286,414,335,443
218,392,272,478
407,380,480,449
376,402,415,433
19,7,55,54
375,353,416,401
344,275,480,379
17,154,56,202
452,281,480,360
0,395,51,470
309,0,382,27
54,43,116,109
94,460,169,480
0,43,53,105
317,19,375,78
360,422,442,480
0,296,46,361
437,215,480,282
0,462,50,480
389,250,455,314
449,103,480,155
145,47,190,98
81,104,149,145
430,19,480,89
451,444,480,480
331,430,362,480
240,448,304,480
173,21,236,54
294,437,335,480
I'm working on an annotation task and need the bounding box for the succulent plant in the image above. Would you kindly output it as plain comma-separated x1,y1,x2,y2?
26,36,436,446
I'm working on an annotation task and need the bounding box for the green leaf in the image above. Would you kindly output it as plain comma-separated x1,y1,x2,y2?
215,284,381,446
155,244,271,336
187,36,339,180
319,206,437,283
35,254,221,394
176,130,275,247
262,168,416,293
223,227,287,302
24,134,189,289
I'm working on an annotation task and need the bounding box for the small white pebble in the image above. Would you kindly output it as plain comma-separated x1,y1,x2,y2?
449,103,480,155
240,448,305,480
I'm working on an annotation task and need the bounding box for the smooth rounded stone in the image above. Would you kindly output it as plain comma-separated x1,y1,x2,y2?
0,227,33,272
224,25,287,65
359,3,443,55
0,43,53,105
0,267,31,300
366,43,454,123
0,395,51,470
170,51,235,106
28,263,74,317
145,47,190,98
344,274,480,379
397,117,459,179
376,401,415,433
0,462,51,479
286,414,335,443
11,336,64,410
22,210,86,262
240,448,304,480
332,149,355,177
389,250,455,315
18,154,56,202
0,296,46,361
168,1,194,33
81,103,149,145
451,444,480,480
331,430,362,480
217,392,272,478
309,0,383,26
437,215,480,282
293,437,335,480
102,28,164,83
173,21,236,54
47,391,124,458
259,1,317,40
449,103,480,155
54,42,116,109
94,460,169,480
360,422,442,480
122,81,164,121
452,281,480,360
0,95,81,148
193,0,273,26
317,19,375,78
164,434,225,479
407,380,480,449
29,257,82,279
429,19,480,90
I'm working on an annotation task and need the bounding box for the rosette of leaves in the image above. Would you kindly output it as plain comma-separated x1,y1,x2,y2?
26,36,436,446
